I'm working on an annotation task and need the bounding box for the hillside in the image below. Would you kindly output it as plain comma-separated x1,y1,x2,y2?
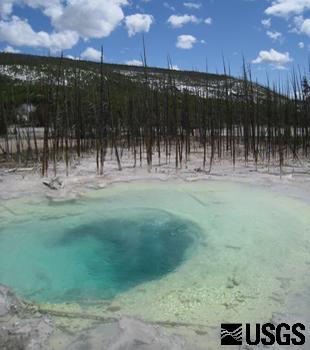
0,52,270,101
1,52,307,176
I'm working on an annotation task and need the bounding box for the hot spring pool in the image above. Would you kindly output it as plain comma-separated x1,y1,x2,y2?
0,207,201,302
0,181,310,328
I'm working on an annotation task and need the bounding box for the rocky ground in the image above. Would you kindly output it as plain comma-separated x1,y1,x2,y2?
0,285,204,350
0,152,310,203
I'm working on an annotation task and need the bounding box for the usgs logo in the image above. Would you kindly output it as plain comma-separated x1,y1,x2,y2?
221,323,306,346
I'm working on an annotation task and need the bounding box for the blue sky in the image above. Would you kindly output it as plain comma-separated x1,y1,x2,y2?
0,0,310,84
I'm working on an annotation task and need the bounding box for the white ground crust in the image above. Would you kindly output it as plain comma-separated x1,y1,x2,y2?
1,155,310,350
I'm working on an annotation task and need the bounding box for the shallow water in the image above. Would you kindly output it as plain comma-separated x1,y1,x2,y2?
0,181,310,329
0,207,200,302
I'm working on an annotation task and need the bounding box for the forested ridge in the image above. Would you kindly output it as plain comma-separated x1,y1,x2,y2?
0,52,309,176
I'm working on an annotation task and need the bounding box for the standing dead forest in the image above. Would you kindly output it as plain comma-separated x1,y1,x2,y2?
0,51,310,177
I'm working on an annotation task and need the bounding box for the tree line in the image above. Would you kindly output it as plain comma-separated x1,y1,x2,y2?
0,51,310,176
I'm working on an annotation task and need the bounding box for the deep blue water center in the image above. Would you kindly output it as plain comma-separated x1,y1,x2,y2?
0,208,200,303
56,210,198,300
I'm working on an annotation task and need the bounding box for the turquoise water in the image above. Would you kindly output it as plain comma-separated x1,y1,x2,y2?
0,207,200,302
0,181,310,329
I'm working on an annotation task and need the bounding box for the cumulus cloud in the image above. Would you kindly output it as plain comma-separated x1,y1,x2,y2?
0,1,14,19
298,41,305,48
2,45,20,53
204,17,212,25
168,14,200,28
289,16,310,37
261,18,272,28
266,30,283,41
54,0,128,39
252,48,292,69
0,0,63,21
125,14,153,37
176,34,197,49
264,1,310,40
163,2,175,11
125,59,143,66
0,0,128,51
265,0,310,17
183,2,202,9
81,47,102,61
299,18,310,36
0,16,79,51
66,54,78,60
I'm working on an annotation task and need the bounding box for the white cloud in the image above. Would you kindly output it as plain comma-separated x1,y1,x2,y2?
204,17,212,25
261,18,272,28
0,16,79,51
2,45,20,53
265,0,310,18
125,14,153,37
168,14,199,28
176,34,197,49
290,16,310,37
0,0,63,21
183,2,202,9
54,0,128,39
125,59,143,66
163,2,175,11
266,30,283,41
66,54,78,60
292,14,305,29
0,0,128,44
0,1,14,19
264,1,310,41
299,18,310,36
264,1,310,42
81,47,102,61
298,41,305,48
252,48,292,69
172,65,180,70
0,0,128,52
